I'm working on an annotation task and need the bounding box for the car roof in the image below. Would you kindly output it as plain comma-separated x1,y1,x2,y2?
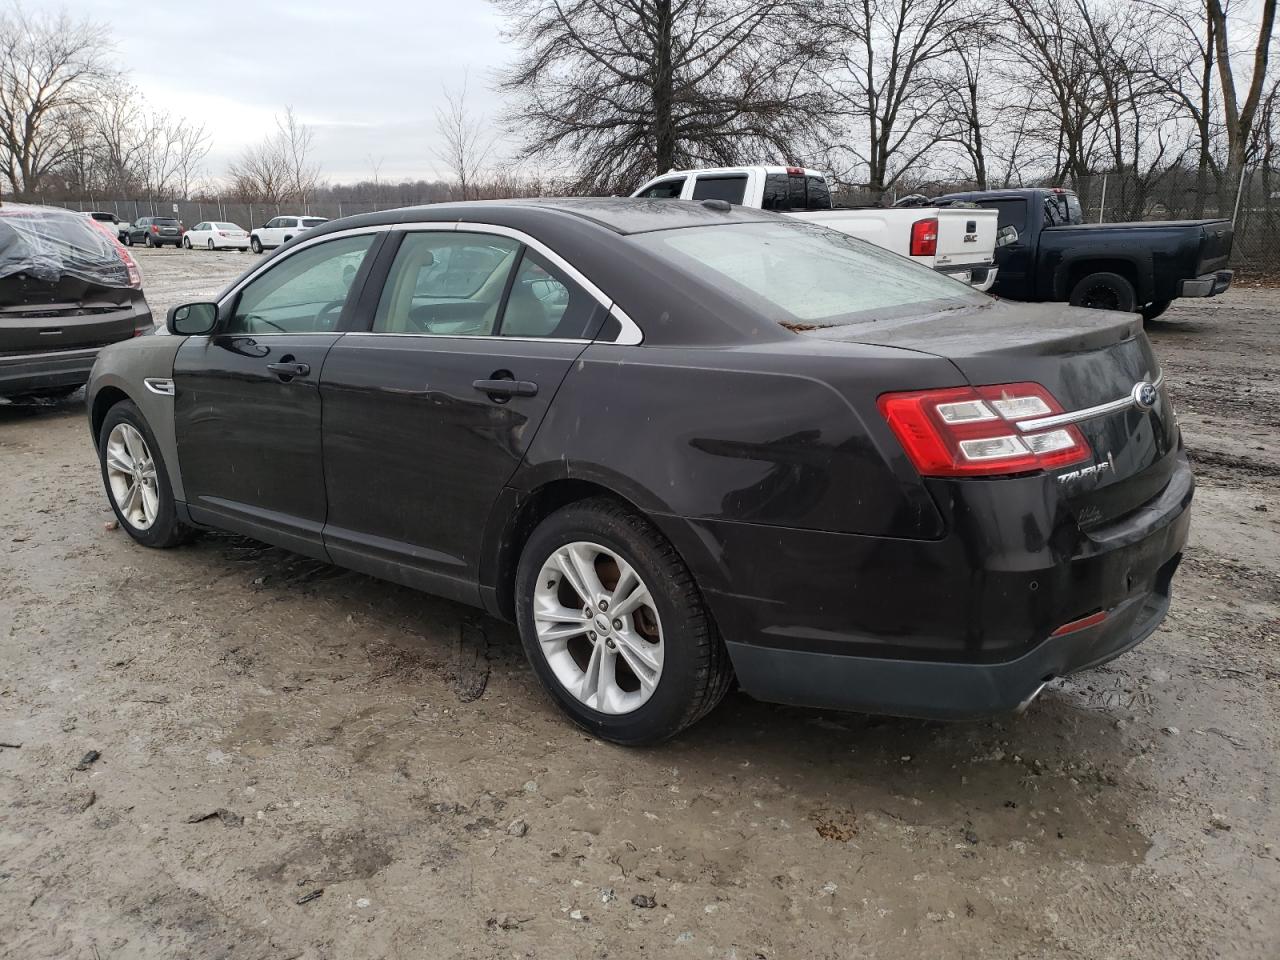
306,197,775,239
651,166,826,179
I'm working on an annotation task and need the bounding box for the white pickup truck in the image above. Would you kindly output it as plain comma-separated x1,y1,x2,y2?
632,166,1003,291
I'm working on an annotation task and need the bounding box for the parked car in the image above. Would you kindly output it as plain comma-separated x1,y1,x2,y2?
631,166,1004,290
82,210,129,242
184,221,250,251
250,215,328,254
934,187,1234,321
1,203,149,399
125,216,184,248
85,199,1191,744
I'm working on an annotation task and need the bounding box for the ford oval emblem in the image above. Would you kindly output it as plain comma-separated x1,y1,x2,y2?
1132,381,1158,409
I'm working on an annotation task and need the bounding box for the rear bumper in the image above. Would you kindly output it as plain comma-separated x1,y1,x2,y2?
0,346,103,395
659,453,1194,720
935,263,998,293
1178,270,1233,298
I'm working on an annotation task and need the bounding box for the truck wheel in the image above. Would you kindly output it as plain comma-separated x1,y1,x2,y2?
1069,272,1137,312
1141,300,1173,324
515,497,733,745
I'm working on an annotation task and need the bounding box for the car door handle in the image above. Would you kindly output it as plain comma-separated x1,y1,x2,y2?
473,378,538,398
266,361,310,377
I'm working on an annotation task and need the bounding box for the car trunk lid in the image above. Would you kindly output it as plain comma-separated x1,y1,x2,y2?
804,300,1179,529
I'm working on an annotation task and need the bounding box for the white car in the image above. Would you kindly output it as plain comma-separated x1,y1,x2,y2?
631,166,1004,291
183,221,250,251
249,215,328,254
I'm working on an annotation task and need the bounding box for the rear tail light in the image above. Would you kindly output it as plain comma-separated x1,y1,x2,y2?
150,224,159,233
878,382,1091,477
909,217,938,257
86,219,143,289
218,231,228,236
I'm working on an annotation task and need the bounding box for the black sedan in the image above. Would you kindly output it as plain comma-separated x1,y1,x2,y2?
85,199,1192,744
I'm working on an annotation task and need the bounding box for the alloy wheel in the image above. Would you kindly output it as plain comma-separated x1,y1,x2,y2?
533,541,664,715
105,423,159,530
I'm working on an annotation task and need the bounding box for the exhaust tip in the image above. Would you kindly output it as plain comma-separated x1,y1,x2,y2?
1015,679,1052,714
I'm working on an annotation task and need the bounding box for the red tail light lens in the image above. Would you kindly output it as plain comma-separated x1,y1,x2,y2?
150,224,159,232
910,217,938,257
85,218,142,289
878,382,1091,477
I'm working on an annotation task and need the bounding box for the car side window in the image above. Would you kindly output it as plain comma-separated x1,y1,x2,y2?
988,199,1027,233
228,234,375,335
373,231,521,336
499,249,596,339
265,218,280,229
637,178,685,199
692,175,748,204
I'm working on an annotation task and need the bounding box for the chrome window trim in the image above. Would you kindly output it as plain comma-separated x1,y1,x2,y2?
390,221,644,345
1016,372,1164,433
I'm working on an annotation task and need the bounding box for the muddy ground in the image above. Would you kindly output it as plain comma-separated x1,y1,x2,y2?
1,247,1277,960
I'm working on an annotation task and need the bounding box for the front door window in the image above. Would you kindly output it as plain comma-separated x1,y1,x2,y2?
230,234,374,334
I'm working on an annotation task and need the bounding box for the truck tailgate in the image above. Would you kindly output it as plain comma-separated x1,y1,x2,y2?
932,208,997,272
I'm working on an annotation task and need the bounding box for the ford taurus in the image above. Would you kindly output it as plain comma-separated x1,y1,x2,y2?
85,199,1192,744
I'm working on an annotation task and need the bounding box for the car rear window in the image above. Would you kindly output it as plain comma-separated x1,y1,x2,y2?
691,175,748,205
762,174,833,211
631,219,984,329
154,218,179,226
215,222,240,230
301,218,327,227
0,204,130,288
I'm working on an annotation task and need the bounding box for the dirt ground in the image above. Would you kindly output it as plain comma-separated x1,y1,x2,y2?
1,246,1277,960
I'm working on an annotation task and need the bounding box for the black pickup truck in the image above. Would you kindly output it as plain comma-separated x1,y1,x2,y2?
933,187,1234,321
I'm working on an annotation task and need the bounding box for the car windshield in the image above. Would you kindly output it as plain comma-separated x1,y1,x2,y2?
301,218,327,227
630,219,985,329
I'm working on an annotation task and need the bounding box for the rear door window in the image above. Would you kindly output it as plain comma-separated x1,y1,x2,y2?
499,249,597,339
985,200,1027,233
691,175,748,205
636,178,686,199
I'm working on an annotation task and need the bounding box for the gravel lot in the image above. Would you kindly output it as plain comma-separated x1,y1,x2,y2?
1,246,1277,959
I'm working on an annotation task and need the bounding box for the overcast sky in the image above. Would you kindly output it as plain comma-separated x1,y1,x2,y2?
34,0,519,184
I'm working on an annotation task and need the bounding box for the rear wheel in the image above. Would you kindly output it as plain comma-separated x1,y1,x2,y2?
123,233,133,246
1141,299,1173,324
207,239,216,250
98,400,191,549
515,497,732,745
1069,271,1137,312
182,236,191,249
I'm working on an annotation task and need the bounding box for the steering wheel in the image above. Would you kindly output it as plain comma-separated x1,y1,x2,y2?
315,299,346,330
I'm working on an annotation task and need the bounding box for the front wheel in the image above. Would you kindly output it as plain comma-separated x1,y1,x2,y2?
515,497,732,745
1069,271,1137,312
207,239,216,250
182,236,191,249
98,400,192,549
250,236,262,254
123,234,133,246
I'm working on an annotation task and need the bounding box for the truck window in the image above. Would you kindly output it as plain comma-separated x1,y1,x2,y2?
1044,192,1084,226
637,177,685,199
762,174,833,211
986,199,1027,233
692,175,748,205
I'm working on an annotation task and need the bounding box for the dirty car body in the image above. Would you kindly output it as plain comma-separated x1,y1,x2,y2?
85,198,1192,740
1,203,150,398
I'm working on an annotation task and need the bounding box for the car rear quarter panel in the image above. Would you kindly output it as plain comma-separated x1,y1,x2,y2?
87,335,186,501
517,338,964,540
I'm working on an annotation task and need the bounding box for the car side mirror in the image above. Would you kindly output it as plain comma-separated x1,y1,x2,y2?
167,301,219,336
996,225,1019,248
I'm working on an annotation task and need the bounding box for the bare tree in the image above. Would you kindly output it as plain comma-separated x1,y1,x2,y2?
0,4,112,196
172,119,211,199
1207,0,1277,202
494,0,824,192
433,75,495,200
276,106,320,209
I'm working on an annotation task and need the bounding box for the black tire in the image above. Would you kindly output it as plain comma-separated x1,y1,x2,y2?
1141,299,1173,324
514,497,732,745
123,233,133,246
207,239,215,250
146,235,156,248
97,400,192,549
1068,271,1137,312
251,236,262,254
182,236,191,249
